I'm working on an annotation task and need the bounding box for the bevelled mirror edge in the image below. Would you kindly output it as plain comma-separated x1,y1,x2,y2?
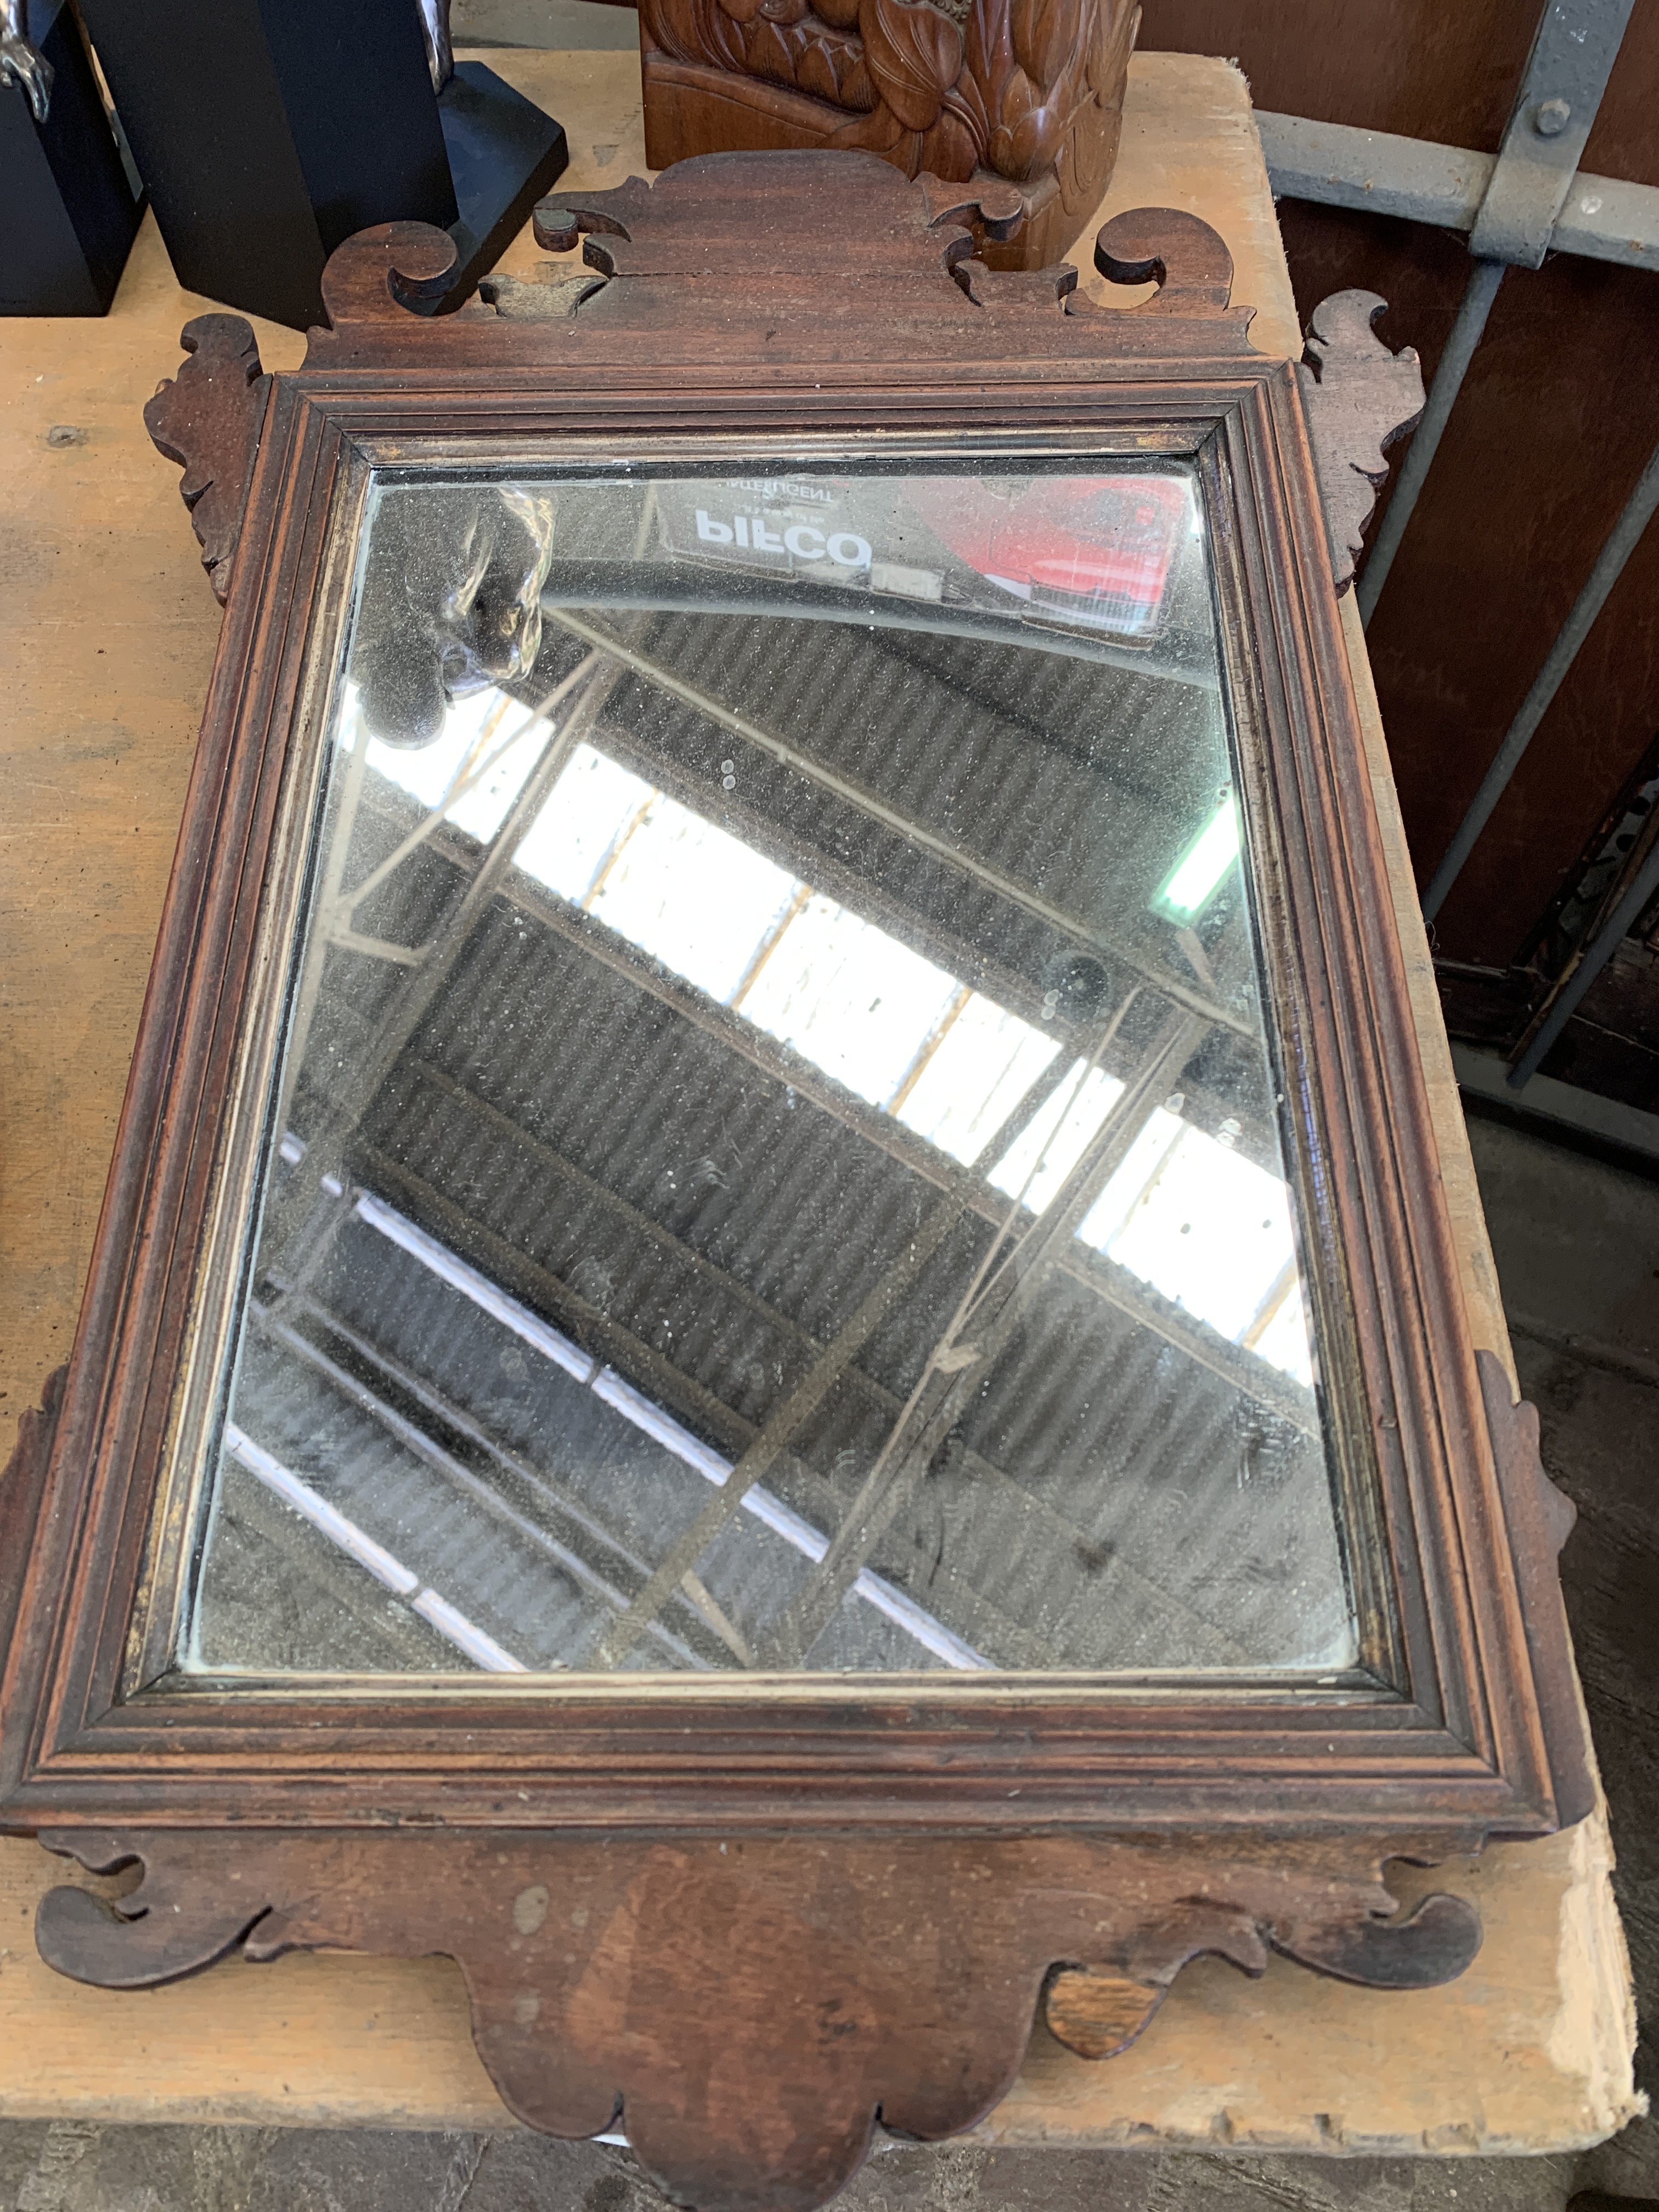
103,430,1372,1700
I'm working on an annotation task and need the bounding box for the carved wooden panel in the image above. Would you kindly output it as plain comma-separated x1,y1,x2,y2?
35,1825,1479,2210
1295,289,1425,594
142,313,271,605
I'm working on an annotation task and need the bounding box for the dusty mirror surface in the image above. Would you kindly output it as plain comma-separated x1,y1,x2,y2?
180,459,1358,1678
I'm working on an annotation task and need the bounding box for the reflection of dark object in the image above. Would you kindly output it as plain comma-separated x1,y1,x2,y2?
352,487,555,748
0,0,52,120
75,0,458,331
1042,953,1113,1024
0,0,144,315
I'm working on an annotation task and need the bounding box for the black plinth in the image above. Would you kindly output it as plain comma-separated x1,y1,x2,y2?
435,61,569,309
1,0,144,316
75,0,459,332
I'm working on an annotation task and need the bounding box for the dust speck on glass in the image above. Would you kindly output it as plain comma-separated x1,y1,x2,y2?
184,459,1357,1679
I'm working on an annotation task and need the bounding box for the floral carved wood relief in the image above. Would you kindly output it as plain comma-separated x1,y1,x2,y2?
639,0,1143,267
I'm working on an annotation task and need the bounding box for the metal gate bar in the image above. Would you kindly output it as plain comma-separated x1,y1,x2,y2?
1252,0,1659,1070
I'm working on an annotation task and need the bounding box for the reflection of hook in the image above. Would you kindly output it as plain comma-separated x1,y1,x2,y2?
350,487,557,748
1093,208,1233,314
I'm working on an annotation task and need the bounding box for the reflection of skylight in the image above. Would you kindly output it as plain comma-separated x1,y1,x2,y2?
739,894,960,1109
358,717,1313,1390
1153,792,1240,921
314,1175,990,1669
515,743,801,1002
1076,1108,1314,1388
341,682,550,845
990,1062,1124,1213
1249,1280,1314,1386
514,744,652,901
896,995,1059,1165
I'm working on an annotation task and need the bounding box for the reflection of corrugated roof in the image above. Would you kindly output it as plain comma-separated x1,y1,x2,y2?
197,596,1353,1680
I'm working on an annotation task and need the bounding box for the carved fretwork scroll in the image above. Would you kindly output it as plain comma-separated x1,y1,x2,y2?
142,313,271,605
141,167,1419,608
1296,289,1425,594
293,157,1262,366
37,1827,1479,2212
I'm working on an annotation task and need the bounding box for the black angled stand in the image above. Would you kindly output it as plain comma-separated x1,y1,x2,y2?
437,62,569,312
1,0,144,316
74,0,568,332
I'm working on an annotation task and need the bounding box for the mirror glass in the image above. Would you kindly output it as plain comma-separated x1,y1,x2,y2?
182,459,1358,1677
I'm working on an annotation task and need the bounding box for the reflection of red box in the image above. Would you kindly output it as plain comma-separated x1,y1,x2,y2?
907,476,1188,639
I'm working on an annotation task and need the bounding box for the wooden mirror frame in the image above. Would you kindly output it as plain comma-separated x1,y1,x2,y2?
0,153,1590,2212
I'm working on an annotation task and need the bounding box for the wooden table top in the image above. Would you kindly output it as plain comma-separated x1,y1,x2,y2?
0,44,1637,2160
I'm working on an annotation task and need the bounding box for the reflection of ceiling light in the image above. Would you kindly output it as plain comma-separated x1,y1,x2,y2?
1152,794,1240,922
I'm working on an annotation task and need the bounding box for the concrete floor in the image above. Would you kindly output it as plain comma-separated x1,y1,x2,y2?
1,1114,1654,2210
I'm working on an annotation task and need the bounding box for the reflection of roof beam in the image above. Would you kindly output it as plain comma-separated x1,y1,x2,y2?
351,1146,1183,1670
583,713,1081,1048
538,570,1222,691
763,1009,1208,1667
346,1182,979,1664
391,1064,1082,1662
294,1181,998,1671
356,1101,1279,1671
224,1423,528,1672
584,1189,967,1672
250,1296,721,1671
545,609,1249,1039
487,882,1315,1433
266,657,624,1270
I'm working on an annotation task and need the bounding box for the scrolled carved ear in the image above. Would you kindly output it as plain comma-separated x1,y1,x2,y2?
318,221,462,328
1273,1888,1482,1988
1295,289,1424,592
919,173,1026,244
35,1831,273,1990
1093,207,1234,314
532,178,656,272
143,314,271,605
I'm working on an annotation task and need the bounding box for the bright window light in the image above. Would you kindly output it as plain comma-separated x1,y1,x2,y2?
584,794,799,1004
1248,1279,1315,1389
1077,1105,1305,1370
740,893,961,1109
897,996,1060,1165
396,732,1319,1389
1152,792,1241,922
990,1061,1125,1215
1076,1106,1185,1248
344,684,551,845
512,743,655,903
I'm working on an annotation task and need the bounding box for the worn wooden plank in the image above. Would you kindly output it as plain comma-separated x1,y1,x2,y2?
0,44,1635,2157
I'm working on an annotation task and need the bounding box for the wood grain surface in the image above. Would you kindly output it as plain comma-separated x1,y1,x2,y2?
0,46,1637,2157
